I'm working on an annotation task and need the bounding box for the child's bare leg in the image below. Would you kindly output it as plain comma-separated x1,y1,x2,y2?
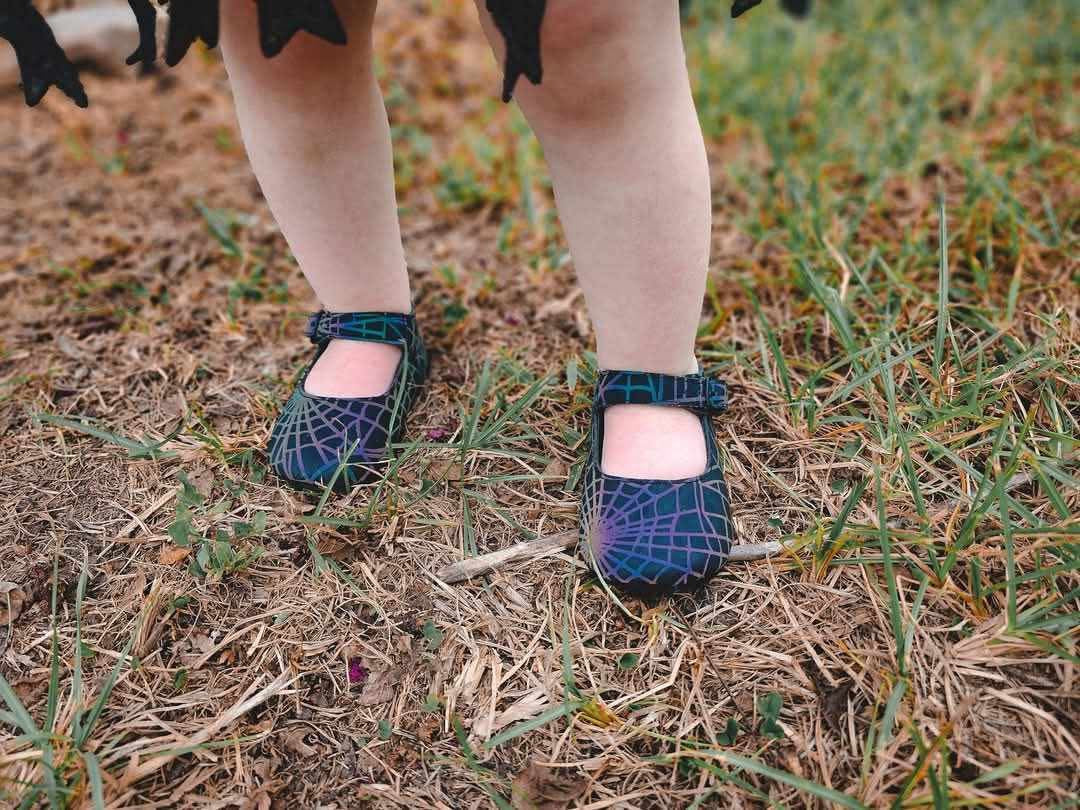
221,0,408,397
476,1,710,479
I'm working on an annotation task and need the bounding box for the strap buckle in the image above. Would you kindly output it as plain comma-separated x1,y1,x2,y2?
304,311,326,343
702,378,728,414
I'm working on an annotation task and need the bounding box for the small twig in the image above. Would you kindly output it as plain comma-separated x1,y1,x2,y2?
116,488,178,539
435,533,786,585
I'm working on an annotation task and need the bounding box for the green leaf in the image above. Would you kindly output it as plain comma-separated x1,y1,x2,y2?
718,717,739,745
757,692,784,739
422,619,445,651
617,653,640,670
195,202,242,257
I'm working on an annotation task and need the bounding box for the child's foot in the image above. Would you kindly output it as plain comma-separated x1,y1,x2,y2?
303,339,403,398
601,405,707,479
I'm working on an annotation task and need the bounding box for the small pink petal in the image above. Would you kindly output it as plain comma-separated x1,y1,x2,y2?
348,658,369,685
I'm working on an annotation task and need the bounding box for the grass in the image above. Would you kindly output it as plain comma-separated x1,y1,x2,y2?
0,557,133,809
0,0,1077,806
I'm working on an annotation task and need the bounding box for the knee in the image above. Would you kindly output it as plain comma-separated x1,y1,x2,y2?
521,1,667,127
540,0,626,55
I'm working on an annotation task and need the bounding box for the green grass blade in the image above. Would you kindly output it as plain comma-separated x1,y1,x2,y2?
875,468,906,673
933,198,951,382
700,750,867,809
0,673,40,738
35,413,177,460
484,701,582,749
1000,497,1018,631
75,628,135,748
877,678,908,753
824,477,869,557
72,564,89,744
44,554,61,734
82,751,107,810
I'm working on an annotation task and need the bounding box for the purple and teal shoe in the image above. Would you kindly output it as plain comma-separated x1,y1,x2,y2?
581,370,735,596
267,311,428,491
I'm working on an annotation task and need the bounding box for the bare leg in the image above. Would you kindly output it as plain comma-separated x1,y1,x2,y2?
220,0,407,397
476,1,711,478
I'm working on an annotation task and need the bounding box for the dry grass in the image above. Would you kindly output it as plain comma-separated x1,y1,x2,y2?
1,0,1078,807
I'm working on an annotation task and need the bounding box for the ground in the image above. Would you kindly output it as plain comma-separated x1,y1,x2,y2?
0,0,1077,807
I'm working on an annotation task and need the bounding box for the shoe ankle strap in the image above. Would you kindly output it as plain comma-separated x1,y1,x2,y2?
305,310,418,346
595,370,729,414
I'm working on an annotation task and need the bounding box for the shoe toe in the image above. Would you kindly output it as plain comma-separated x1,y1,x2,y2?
267,390,390,489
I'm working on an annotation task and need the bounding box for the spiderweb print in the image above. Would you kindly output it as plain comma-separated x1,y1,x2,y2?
582,466,734,594
267,311,427,489
269,389,397,486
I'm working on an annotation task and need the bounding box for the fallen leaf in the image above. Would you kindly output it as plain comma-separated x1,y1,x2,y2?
0,582,26,624
542,459,567,480
581,697,618,728
357,661,403,707
511,760,588,810
425,459,464,482
187,466,215,497
282,728,318,758
315,535,352,560
160,546,192,565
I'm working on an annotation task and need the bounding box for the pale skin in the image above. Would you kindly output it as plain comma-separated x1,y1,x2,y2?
220,0,710,480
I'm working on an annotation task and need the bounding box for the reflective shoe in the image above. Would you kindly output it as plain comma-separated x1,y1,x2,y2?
268,310,428,490
580,370,735,596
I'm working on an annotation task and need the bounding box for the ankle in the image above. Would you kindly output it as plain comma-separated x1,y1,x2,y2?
596,354,699,377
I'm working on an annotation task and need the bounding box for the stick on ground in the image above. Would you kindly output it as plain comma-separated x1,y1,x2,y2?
435,532,786,585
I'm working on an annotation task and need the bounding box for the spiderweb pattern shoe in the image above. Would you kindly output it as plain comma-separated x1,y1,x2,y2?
268,311,428,490
581,370,735,596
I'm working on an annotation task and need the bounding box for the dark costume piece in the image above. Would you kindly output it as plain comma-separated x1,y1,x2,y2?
126,0,157,66
255,0,347,58
0,0,86,107
2,0,776,109
486,0,545,103
164,0,219,67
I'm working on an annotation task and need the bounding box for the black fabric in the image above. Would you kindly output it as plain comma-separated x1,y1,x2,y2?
164,0,219,68
3,0,773,109
0,0,86,107
126,0,157,67
486,0,546,102
255,0,347,59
